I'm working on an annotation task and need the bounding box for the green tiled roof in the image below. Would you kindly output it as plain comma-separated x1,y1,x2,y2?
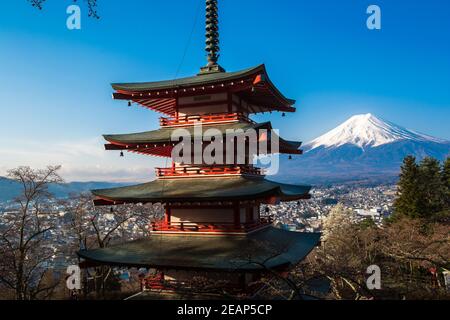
92,176,311,204
103,121,302,154
104,122,268,145
78,227,321,271
112,65,263,92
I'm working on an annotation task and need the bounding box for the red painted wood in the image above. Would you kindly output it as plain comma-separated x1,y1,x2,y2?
159,112,253,127
177,99,229,109
150,216,273,234
165,206,171,224
155,165,264,178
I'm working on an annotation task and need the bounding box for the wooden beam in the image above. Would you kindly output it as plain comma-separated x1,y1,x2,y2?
105,143,125,150
112,81,254,101
177,99,229,109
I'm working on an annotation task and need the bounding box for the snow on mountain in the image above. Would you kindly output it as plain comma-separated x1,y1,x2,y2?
305,113,446,151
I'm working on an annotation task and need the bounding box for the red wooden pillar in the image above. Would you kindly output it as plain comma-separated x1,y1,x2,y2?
165,206,171,224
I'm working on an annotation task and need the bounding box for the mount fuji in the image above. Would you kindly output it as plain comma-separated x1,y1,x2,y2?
276,114,450,185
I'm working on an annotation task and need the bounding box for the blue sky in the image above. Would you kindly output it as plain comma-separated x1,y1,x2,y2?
0,0,449,181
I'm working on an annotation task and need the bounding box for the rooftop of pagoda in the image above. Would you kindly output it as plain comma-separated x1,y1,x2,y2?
102,121,303,157
91,176,311,206
77,226,320,271
111,64,296,116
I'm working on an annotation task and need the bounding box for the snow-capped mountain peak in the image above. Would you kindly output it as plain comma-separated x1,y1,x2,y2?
305,113,446,151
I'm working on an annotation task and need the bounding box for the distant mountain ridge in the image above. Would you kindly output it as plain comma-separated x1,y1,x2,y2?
276,114,450,185
0,177,128,203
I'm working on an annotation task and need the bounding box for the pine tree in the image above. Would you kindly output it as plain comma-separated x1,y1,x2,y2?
417,157,445,217
441,157,450,210
394,155,419,218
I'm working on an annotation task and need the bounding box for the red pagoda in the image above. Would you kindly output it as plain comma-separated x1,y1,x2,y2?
78,0,320,298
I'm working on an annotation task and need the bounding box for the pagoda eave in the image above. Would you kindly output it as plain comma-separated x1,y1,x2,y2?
104,143,302,157
111,65,296,115
91,177,311,206
92,191,311,207
101,121,302,155
77,227,321,272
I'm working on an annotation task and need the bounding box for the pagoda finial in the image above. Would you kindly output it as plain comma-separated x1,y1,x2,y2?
206,0,219,66
199,0,225,74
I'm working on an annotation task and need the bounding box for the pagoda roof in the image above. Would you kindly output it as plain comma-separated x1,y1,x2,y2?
77,227,320,271
92,176,311,206
105,121,265,145
111,65,296,115
112,65,263,92
103,121,302,155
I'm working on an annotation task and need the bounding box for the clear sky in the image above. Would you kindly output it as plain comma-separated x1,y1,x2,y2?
0,0,449,182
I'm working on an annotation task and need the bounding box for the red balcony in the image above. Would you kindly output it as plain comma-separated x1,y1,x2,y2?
142,275,261,295
155,165,264,178
159,113,253,127
150,216,273,234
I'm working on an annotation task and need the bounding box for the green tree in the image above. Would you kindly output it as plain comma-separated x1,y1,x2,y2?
394,155,420,218
442,157,450,210
358,217,376,229
417,157,445,217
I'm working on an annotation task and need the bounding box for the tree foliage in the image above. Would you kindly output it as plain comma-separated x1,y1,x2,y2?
394,155,420,218
27,0,100,19
394,156,449,219
321,203,353,241
442,157,450,209
0,166,63,300
27,0,46,10
63,194,161,298
298,212,450,300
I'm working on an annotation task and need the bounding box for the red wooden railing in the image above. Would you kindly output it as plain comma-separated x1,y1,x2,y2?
155,165,264,178
150,216,273,233
142,276,256,294
159,113,253,127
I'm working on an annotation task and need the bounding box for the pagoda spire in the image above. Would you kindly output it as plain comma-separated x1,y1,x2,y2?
199,0,225,74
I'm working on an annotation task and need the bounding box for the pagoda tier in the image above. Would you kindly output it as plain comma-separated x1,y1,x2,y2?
112,65,295,116
92,176,311,236
78,226,320,271
103,121,303,158
92,176,311,206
